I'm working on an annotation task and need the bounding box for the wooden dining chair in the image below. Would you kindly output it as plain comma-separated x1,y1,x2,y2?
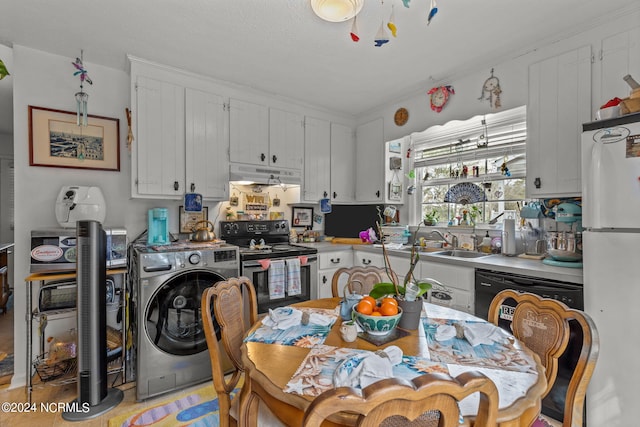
201,276,283,427
302,371,499,427
487,290,599,427
331,266,399,297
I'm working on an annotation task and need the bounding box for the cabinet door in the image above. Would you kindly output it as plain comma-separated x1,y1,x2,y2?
356,118,384,203
185,88,229,200
229,98,269,165
527,46,591,198
353,251,384,268
330,123,356,203
269,108,304,169
420,261,475,313
600,28,640,102
318,270,336,299
303,117,331,202
134,76,185,197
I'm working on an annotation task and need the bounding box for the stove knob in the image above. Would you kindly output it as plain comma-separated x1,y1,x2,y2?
188,253,201,265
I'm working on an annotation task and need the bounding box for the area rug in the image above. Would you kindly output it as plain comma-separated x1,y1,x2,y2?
108,381,241,427
0,353,14,382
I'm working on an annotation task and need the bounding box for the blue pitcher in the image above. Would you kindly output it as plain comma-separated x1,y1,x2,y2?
340,280,363,320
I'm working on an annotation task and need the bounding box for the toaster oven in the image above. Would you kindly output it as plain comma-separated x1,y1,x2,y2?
38,277,118,312
30,227,127,273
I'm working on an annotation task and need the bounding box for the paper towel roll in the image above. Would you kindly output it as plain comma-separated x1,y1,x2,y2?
502,219,517,256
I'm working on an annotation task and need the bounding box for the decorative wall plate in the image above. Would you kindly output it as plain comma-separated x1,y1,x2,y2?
443,182,487,205
394,107,409,126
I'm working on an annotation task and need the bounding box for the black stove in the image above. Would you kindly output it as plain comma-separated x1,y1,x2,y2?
219,220,317,260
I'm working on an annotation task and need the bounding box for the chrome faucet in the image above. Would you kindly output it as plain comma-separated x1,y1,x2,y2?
428,230,458,249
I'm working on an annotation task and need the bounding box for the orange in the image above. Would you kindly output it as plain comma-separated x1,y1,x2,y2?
380,301,399,316
370,311,382,316
356,299,374,315
381,297,398,307
362,295,377,307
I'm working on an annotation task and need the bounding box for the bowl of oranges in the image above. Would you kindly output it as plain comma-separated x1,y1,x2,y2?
352,296,403,336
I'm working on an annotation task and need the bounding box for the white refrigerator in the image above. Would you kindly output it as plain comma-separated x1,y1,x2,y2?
581,112,640,426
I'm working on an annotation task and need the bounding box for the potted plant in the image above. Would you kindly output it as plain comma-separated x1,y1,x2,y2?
423,210,439,226
368,223,434,330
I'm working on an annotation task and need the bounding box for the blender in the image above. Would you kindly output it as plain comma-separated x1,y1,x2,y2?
542,202,583,268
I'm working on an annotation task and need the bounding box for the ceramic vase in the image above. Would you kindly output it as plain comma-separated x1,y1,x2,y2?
398,298,423,330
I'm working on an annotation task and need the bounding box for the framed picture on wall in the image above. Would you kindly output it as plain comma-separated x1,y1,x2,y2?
179,206,209,233
292,207,313,227
28,106,120,171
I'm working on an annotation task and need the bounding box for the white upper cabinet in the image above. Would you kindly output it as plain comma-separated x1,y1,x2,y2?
330,123,356,203
599,27,640,104
185,88,229,200
527,45,592,198
130,58,229,200
356,118,384,203
133,75,186,198
229,98,269,166
229,100,303,170
269,107,304,170
302,117,331,202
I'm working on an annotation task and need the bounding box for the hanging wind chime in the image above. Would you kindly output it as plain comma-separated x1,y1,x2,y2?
72,50,92,127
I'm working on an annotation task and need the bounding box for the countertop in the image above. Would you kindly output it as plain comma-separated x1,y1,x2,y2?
0,243,14,252
297,242,583,285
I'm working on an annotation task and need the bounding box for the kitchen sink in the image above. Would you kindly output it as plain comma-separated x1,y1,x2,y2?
432,250,491,258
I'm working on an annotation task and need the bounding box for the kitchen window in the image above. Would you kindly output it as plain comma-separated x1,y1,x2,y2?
411,106,527,225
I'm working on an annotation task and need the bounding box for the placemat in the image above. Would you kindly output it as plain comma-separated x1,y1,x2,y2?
357,327,410,346
422,318,537,373
244,307,338,348
284,345,448,397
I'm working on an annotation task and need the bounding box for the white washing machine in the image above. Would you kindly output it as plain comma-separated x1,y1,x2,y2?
131,243,239,401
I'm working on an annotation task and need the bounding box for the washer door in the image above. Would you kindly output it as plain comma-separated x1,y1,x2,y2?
145,270,225,356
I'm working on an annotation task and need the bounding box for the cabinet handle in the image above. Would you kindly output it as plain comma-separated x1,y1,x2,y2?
333,191,337,199
534,177,541,189
272,154,277,163
362,259,371,266
190,183,195,192
322,276,327,284
260,153,266,162
174,181,179,191
376,190,380,197
330,258,341,264
323,191,328,198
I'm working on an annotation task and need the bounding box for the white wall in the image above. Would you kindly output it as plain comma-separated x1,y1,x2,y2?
358,6,640,226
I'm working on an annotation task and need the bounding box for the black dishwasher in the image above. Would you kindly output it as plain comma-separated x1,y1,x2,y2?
474,269,585,425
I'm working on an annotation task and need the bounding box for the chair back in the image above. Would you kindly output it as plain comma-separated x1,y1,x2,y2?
331,266,398,297
302,371,498,427
487,290,599,427
201,276,259,427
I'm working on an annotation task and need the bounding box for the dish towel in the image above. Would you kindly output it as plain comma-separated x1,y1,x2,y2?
286,258,302,296
268,260,286,299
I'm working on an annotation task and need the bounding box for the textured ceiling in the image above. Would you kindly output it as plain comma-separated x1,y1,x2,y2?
0,0,639,135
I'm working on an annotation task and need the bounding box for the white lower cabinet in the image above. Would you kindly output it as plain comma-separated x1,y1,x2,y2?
353,251,384,269
419,261,475,314
317,250,353,299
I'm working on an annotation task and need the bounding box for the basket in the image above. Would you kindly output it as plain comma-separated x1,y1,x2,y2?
33,353,77,382
620,97,640,115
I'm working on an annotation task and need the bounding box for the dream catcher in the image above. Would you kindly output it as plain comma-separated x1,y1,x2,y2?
478,68,502,109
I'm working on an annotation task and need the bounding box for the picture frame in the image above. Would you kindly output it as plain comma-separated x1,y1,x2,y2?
292,207,313,227
179,206,209,233
28,105,120,171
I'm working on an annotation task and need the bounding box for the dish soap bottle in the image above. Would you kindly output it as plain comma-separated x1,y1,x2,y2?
481,231,492,253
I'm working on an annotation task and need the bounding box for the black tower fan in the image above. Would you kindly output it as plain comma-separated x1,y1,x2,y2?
63,220,123,420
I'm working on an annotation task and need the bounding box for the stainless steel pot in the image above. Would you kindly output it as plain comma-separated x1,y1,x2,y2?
546,231,582,262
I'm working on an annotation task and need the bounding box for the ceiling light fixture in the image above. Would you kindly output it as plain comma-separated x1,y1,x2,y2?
310,0,364,23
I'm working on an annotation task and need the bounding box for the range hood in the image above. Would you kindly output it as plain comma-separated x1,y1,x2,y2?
229,163,302,186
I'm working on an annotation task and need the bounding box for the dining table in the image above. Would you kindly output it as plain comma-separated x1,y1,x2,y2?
239,297,547,427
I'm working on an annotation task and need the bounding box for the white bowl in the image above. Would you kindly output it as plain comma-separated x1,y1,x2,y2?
596,105,620,120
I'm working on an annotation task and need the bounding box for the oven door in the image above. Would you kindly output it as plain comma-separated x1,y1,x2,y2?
242,255,317,313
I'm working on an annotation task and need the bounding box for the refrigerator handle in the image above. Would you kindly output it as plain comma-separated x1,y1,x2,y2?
590,139,603,229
